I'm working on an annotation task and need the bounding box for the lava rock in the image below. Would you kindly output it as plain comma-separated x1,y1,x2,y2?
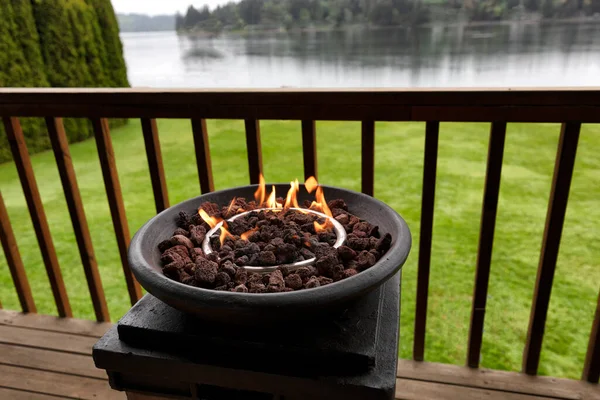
357,250,377,270
343,269,358,279
337,245,356,262
215,271,231,287
376,233,392,253
258,251,277,266
316,254,338,277
268,270,285,292
173,228,189,237
304,276,320,289
284,274,303,290
161,245,190,265
234,284,248,293
234,268,248,285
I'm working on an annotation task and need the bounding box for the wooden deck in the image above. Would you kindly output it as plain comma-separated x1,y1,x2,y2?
0,309,597,400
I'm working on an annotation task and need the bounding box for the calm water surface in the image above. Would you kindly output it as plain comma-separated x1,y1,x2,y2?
121,23,600,88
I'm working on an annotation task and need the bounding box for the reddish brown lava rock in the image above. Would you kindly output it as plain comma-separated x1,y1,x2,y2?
159,198,392,293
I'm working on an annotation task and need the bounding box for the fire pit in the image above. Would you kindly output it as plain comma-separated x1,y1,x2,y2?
128,177,411,323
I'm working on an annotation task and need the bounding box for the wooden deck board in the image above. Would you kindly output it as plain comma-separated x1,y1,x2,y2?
0,310,596,400
0,310,121,399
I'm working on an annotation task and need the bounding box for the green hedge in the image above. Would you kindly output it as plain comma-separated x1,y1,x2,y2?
0,0,129,164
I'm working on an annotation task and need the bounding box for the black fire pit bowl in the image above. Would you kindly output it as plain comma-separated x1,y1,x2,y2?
129,184,411,324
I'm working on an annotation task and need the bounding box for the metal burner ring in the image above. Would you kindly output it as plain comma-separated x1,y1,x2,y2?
202,207,347,273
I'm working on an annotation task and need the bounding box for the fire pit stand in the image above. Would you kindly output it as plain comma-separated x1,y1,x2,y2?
93,272,400,400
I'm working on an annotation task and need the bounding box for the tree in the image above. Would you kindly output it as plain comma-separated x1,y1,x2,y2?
85,0,129,87
541,0,555,16
1,0,130,162
239,0,265,24
175,12,185,30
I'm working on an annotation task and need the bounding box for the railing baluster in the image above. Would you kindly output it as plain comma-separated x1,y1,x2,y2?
191,119,215,193
583,291,600,383
141,118,169,213
301,120,317,180
361,120,375,196
414,121,440,361
467,122,507,368
523,122,581,375
3,117,72,317
244,119,263,184
91,118,142,305
0,191,36,313
47,117,110,322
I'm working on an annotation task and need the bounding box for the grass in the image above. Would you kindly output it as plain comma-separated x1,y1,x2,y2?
0,119,598,379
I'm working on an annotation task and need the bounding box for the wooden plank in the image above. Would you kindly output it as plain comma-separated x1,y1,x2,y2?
0,325,97,355
0,342,105,379
395,378,556,400
397,360,598,400
301,120,317,180
523,122,581,375
0,192,36,313
0,364,122,399
91,118,142,305
0,310,112,338
583,291,600,383
361,120,375,196
2,117,71,318
46,117,109,322
141,118,169,213
0,387,62,400
467,122,507,368
191,119,215,193
244,119,263,185
413,121,439,361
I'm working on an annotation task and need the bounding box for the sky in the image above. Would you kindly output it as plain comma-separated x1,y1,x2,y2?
111,0,230,15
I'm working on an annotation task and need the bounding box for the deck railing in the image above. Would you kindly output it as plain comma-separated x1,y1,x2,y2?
0,88,598,384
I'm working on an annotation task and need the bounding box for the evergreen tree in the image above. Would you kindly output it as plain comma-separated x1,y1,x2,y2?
85,0,129,87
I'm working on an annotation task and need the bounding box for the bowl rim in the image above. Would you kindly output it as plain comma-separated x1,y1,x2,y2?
128,183,411,310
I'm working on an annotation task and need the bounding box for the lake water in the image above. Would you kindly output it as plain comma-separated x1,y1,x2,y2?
121,22,600,88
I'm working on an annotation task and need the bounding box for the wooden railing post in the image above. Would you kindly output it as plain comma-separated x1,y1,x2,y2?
47,117,109,322
244,119,263,184
583,291,600,383
413,121,440,361
0,191,36,313
3,117,72,317
467,122,507,368
301,120,317,180
191,119,215,193
523,122,581,375
361,120,375,196
91,118,142,305
141,118,170,213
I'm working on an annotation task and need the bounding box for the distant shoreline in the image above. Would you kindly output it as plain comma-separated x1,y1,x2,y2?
119,14,600,34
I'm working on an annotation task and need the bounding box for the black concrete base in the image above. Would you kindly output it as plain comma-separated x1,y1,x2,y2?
93,272,400,400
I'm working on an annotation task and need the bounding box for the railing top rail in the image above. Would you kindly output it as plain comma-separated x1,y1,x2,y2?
1,87,600,106
2,87,600,122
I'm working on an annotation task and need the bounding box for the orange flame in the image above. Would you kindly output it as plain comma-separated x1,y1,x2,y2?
254,174,266,205
284,179,300,209
305,176,318,194
199,209,221,229
226,197,237,215
266,185,283,209
241,227,259,241
199,208,233,245
307,179,332,233
219,222,234,245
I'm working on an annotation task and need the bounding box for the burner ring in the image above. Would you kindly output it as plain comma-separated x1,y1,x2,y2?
202,207,347,273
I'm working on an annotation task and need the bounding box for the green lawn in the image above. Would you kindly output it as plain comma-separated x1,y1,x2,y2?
0,119,598,379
